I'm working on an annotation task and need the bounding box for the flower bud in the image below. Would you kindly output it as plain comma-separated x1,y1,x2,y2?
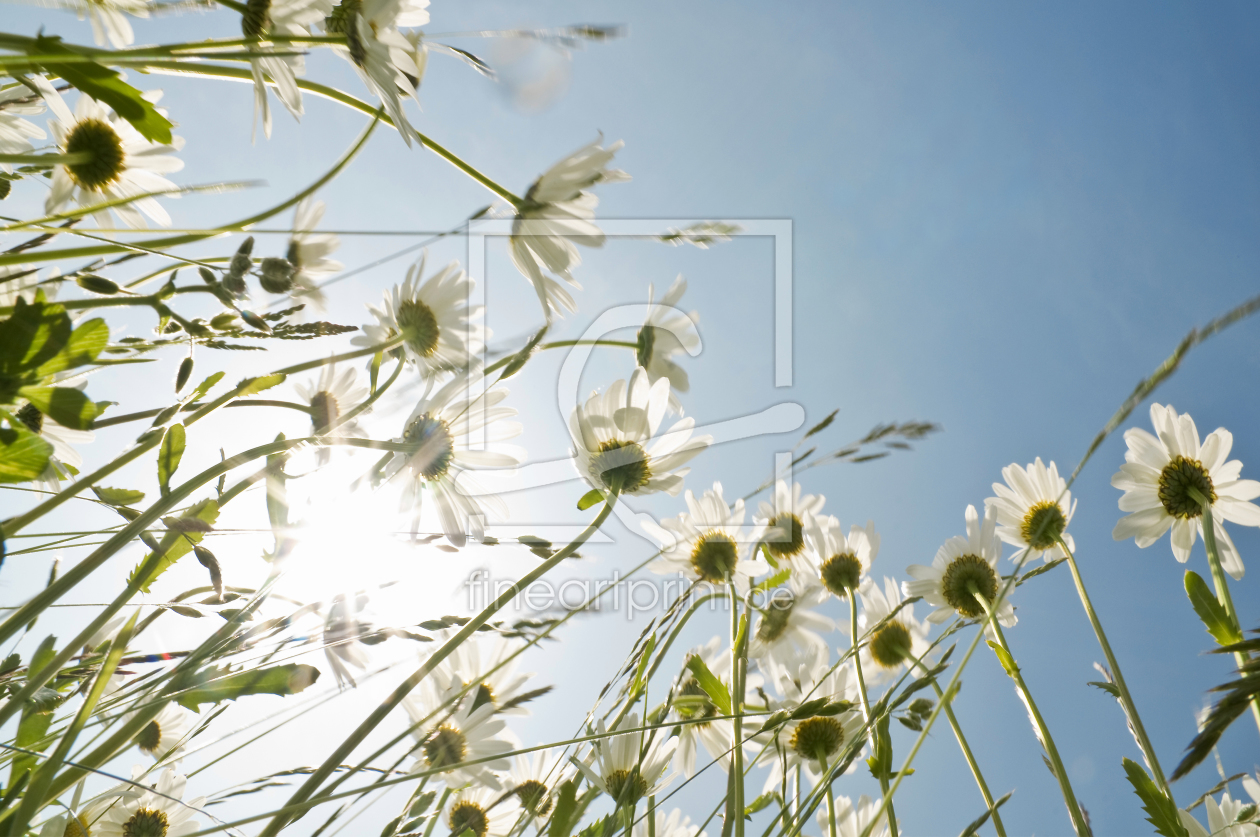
258,257,295,294
76,274,119,295
240,310,272,333
175,357,194,393
210,312,240,331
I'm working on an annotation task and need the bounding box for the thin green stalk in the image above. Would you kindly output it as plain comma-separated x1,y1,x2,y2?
905,656,1007,837
819,752,837,837
422,788,453,837
1189,487,1260,736
483,339,641,376
256,487,622,837
1055,535,1171,794
846,585,897,837
973,589,1090,837
728,581,744,837
0,152,92,165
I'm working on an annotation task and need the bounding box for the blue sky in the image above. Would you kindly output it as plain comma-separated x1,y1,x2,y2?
7,1,1260,834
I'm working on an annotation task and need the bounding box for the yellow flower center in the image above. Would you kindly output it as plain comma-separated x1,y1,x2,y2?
675,672,718,723
765,513,804,559
448,801,489,837
819,552,862,597
690,530,738,582
122,808,168,837
423,725,467,770
941,554,998,619
515,780,551,816
1020,500,1066,550
309,390,340,435
62,814,91,837
754,592,796,644
869,621,912,669
590,440,651,493
64,118,126,191
604,767,648,808
136,719,162,754
403,413,454,481
16,403,43,434
396,299,440,358
790,716,844,762
1158,455,1216,519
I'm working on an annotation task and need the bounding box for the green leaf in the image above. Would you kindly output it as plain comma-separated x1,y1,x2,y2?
576,814,616,837
0,416,52,484
866,713,893,781
188,371,225,403
500,325,548,380
629,634,655,697
1122,757,1189,837
547,779,578,837
0,299,71,381
33,318,108,378
127,498,219,592
158,423,186,494
802,408,838,441
237,373,287,397
1088,680,1121,699
986,640,1019,678
17,386,97,430
175,663,320,712
32,35,173,143
91,486,145,506
577,488,604,511
1185,570,1243,646
753,568,792,592
956,791,1013,837
744,792,775,817
11,637,56,785
685,655,732,716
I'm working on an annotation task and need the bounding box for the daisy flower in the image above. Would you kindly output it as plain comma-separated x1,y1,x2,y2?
294,360,368,464
0,83,46,171
508,751,567,825
443,787,522,837
635,275,700,414
853,576,931,684
671,637,736,778
569,366,711,498
131,702,194,762
69,0,152,48
575,712,677,810
1112,403,1260,580
15,394,93,492
747,571,835,675
754,660,863,792
334,0,430,143
754,480,827,568
382,374,522,546
242,0,335,139
45,93,184,228
405,677,514,790
808,517,879,598
320,592,373,688
644,482,768,591
510,137,630,319
426,629,538,716
286,198,343,314
93,767,205,837
986,457,1076,563
352,254,486,377
904,504,1016,635
815,794,890,837
0,266,53,308
632,808,703,837
1178,792,1259,837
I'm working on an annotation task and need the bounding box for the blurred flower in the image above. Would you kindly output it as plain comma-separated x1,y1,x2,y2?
569,367,711,498
816,794,890,837
333,0,430,142
320,592,373,688
0,267,46,307
671,637,734,778
645,482,767,590
352,253,485,377
904,504,1016,636
632,808,703,837
1112,403,1260,580
986,457,1075,563
508,751,567,826
574,712,676,809
853,576,931,683
405,677,513,789
754,480,827,569
1178,792,1259,837
67,0,152,48
294,360,367,464
45,93,184,228
747,571,834,674
427,629,537,715
510,137,629,319
0,84,46,171
286,198,342,313
131,702,194,762
443,786,521,837
93,766,205,837
384,374,522,546
635,275,699,414
243,0,334,139
808,517,878,598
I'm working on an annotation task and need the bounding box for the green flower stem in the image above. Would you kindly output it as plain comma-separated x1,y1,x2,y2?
139,60,524,206
1055,535,1172,794
860,551,1033,837
483,339,641,376
91,399,312,429
728,581,745,837
1188,487,1260,736
273,334,405,376
0,151,92,165
972,588,1090,837
846,585,897,837
905,656,1007,837
818,752,838,837
255,487,622,837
